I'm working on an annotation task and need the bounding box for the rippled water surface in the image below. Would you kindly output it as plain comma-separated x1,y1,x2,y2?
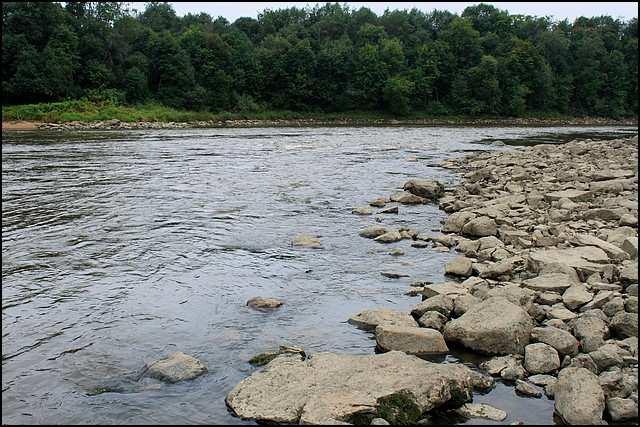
2,126,635,424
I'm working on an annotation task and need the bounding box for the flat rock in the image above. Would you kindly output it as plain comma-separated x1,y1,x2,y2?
411,295,453,318
374,231,403,243
443,296,533,355
522,273,576,293
554,367,605,425
225,351,474,424
621,237,638,259
381,271,410,279
422,282,470,298
348,309,418,330
390,191,427,205
352,206,373,215
144,352,207,383
545,189,592,202
515,379,543,397
454,403,507,421
292,234,322,248
359,226,388,239
376,325,449,355
562,283,594,310
527,246,610,278
574,234,630,261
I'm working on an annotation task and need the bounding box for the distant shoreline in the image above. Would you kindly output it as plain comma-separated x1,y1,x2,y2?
3,116,637,132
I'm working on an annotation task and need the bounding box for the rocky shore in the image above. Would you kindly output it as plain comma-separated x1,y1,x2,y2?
2,116,637,132
225,135,639,425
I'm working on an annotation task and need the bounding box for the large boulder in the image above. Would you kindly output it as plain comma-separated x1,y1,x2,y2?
524,343,560,374
348,309,418,330
527,246,610,280
445,257,473,277
443,297,534,355
531,326,579,356
225,351,474,424
574,234,630,261
610,312,638,338
403,179,444,200
375,326,449,355
554,367,605,425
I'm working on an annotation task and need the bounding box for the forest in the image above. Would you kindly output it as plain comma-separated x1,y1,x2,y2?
2,1,638,118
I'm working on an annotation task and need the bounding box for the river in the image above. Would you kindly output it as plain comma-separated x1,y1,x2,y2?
2,126,636,424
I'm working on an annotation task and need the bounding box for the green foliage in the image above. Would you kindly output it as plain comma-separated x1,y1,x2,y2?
2,2,637,118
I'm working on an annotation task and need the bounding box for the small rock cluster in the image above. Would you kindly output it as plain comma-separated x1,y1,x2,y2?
227,135,638,425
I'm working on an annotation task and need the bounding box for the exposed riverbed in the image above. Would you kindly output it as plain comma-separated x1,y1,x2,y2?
1,126,636,424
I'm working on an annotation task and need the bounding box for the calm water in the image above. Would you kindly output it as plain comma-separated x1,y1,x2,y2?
2,126,636,425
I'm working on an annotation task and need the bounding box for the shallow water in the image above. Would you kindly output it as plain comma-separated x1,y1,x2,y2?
1,126,635,424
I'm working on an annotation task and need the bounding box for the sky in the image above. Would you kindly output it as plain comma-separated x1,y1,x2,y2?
144,2,639,22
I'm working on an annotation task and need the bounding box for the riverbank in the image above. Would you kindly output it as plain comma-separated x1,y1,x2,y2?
226,134,639,424
2,100,637,131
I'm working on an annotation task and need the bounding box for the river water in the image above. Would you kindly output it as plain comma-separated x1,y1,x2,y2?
2,126,636,425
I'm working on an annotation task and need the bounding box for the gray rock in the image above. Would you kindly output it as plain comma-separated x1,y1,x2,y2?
607,397,638,422
531,326,579,356
454,403,507,421
515,379,543,397
443,297,533,355
589,343,626,371
602,297,625,317
562,283,594,310
524,343,561,374
545,189,592,202
417,311,447,331
225,351,474,424
626,297,638,313
462,217,497,237
610,312,638,338
375,326,449,355
411,295,454,318
359,226,388,239
452,294,481,317
374,231,403,244
621,237,638,259
620,263,638,284
574,233,630,261
569,353,598,374
554,367,605,425
443,211,477,233
445,256,473,277
348,309,418,330
403,179,444,200
144,352,207,383
522,273,576,293
380,271,410,279
390,191,427,204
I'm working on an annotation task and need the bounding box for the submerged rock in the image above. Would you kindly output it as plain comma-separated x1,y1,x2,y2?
292,234,322,248
144,352,207,383
225,351,474,424
454,403,507,421
247,297,284,311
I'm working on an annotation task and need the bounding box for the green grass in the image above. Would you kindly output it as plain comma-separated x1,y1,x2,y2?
2,100,636,124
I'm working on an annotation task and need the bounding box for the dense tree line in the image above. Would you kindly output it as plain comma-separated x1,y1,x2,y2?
2,2,638,117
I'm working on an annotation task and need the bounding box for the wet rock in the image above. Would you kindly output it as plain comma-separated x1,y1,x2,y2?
390,191,427,205
144,352,207,383
524,343,560,374
388,248,405,256
528,374,557,389
515,379,543,397
225,351,474,424
292,234,322,248
370,418,390,425
403,179,444,200
444,256,473,277
359,226,388,239
469,370,495,391
352,206,373,215
374,231,403,244
443,297,533,355
461,217,497,237
554,367,605,425
369,198,387,208
249,346,305,366
454,403,507,421
480,354,522,376
375,325,449,355
348,309,418,330
610,312,638,338
378,206,399,214
531,326,579,356
247,297,284,311
607,397,638,422
380,271,410,279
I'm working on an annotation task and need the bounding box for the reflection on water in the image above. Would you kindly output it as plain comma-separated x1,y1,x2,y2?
2,126,635,424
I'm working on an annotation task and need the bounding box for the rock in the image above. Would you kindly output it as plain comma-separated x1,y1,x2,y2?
619,214,638,227
528,374,557,387
583,208,622,221
461,217,497,237
548,305,578,321
388,248,405,256
411,295,454,318
527,246,610,280
610,312,638,338
403,179,444,200
480,355,521,376
522,273,576,293
554,367,605,425
453,294,481,317
374,231,403,244
515,379,543,397
538,292,563,305
524,343,560,374
352,206,373,215
562,283,594,310
603,297,625,317
622,237,638,259
485,284,535,309
292,234,322,248
370,418,390,425
620,263,638,284
359,226,388,238
443,211,477,233
589,343,625,371
417,311,447,331
628,284,638,297
378,206,399,214
574,234,630,261
381,271,410,279
607,397,638,422
144,352,207,383
369,197,387,208
444,257,473,277
225,351,474,424
580,290,614,311
531,326,579,356
443,297,533,355
454,403,507,421
247,297,284,311
545,189,592,202
569,353,599,374
469,370,495,390
375,326,449,355
573,315,609,353
626,297,638,313
390,191,427,205
348,309,418,330
422,282,470,298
